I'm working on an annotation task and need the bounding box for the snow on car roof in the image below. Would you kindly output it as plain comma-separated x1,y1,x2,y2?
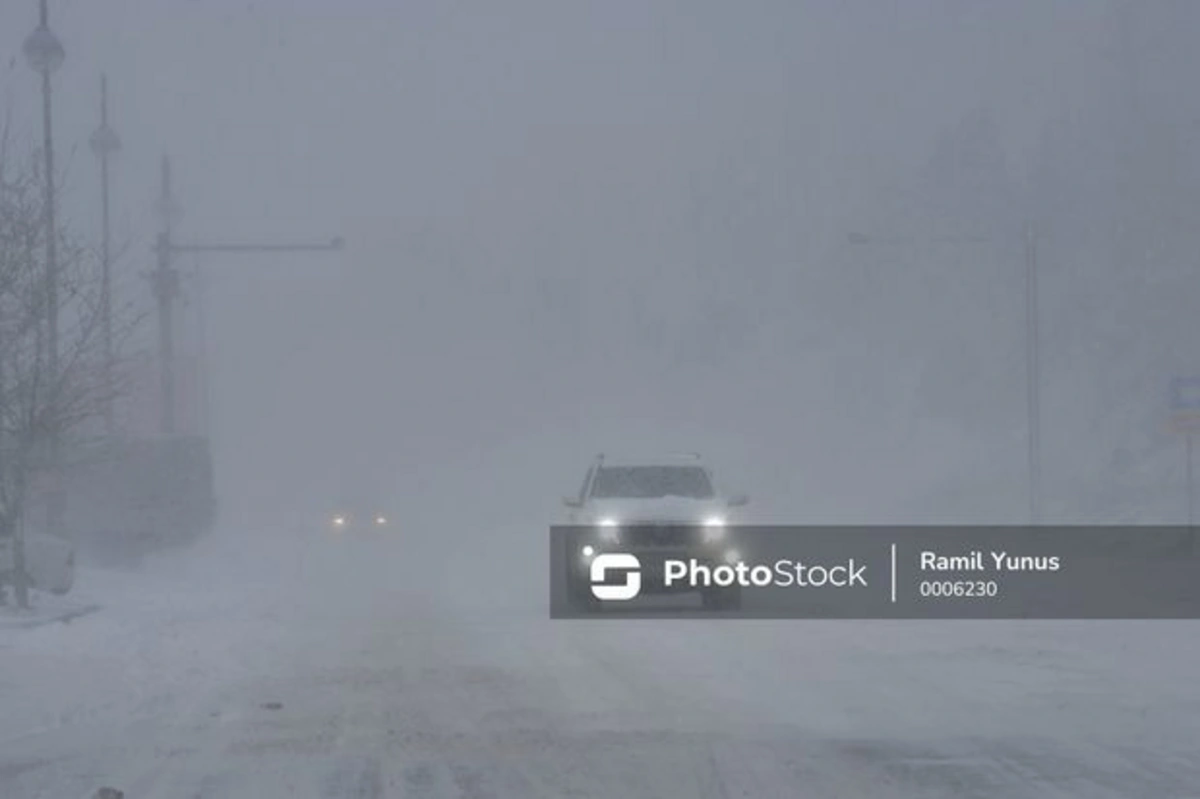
594,452,707,467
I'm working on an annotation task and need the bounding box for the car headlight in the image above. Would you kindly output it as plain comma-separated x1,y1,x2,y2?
596,518,620,542
332,515,347,528
374,515,388,526
702,516,726,542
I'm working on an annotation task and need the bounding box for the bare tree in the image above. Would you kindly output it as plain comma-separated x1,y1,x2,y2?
0,133,131,608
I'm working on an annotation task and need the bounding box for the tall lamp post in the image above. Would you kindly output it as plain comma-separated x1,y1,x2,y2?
11,0,65,607
90,74,121,437
23,0,66,540
1022,221,1041,525
847,224,1043,525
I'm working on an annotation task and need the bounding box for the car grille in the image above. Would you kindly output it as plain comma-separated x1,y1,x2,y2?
625,524,701,547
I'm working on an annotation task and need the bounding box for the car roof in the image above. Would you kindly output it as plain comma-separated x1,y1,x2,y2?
592,453,708,468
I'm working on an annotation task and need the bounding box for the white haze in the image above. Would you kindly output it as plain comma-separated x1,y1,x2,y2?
4,1,1195,533
3,4,1200,795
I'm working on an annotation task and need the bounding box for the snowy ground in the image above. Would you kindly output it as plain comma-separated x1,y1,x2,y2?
2,525,1199,798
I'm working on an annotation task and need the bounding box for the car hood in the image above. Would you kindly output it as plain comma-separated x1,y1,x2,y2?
584,497,727,523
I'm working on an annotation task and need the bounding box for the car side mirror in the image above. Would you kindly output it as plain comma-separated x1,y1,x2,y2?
727,494,749,508
562,496,582,508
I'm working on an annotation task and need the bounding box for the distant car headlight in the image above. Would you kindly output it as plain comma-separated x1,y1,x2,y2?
702,516,726,542
374,515,388,526
332,515,347,528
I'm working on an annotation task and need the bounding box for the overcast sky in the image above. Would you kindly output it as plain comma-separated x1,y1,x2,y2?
1,1,1191,528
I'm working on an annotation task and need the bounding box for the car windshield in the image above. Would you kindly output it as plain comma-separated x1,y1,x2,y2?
589,466,714,499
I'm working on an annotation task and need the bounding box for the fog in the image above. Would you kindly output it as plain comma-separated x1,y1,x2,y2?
4,0,1193,532
3,3,1200,795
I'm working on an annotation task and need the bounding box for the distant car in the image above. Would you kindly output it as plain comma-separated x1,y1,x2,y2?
325,508,392,534
561,453,749,610
0,532,75,596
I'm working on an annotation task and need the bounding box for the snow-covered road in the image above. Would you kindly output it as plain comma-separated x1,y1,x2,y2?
2,527,1199,797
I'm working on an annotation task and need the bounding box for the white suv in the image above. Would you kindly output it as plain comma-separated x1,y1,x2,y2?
561,453,748,610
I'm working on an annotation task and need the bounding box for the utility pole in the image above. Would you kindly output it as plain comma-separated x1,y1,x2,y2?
151,156,344,437
90,74,121,436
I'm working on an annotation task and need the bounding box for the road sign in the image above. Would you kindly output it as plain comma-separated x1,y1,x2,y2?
1171,377,1200,410
1169,377,1200,433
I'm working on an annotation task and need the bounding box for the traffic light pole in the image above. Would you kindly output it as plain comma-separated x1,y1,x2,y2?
152,156,343,437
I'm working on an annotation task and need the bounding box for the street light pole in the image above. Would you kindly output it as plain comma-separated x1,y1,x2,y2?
1024,221,1042,525
90,74,121,436
23,0,65,543
151,156,344,437
14,0,65,607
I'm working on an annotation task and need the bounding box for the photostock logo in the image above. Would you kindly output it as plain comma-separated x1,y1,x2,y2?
590,553,641,600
